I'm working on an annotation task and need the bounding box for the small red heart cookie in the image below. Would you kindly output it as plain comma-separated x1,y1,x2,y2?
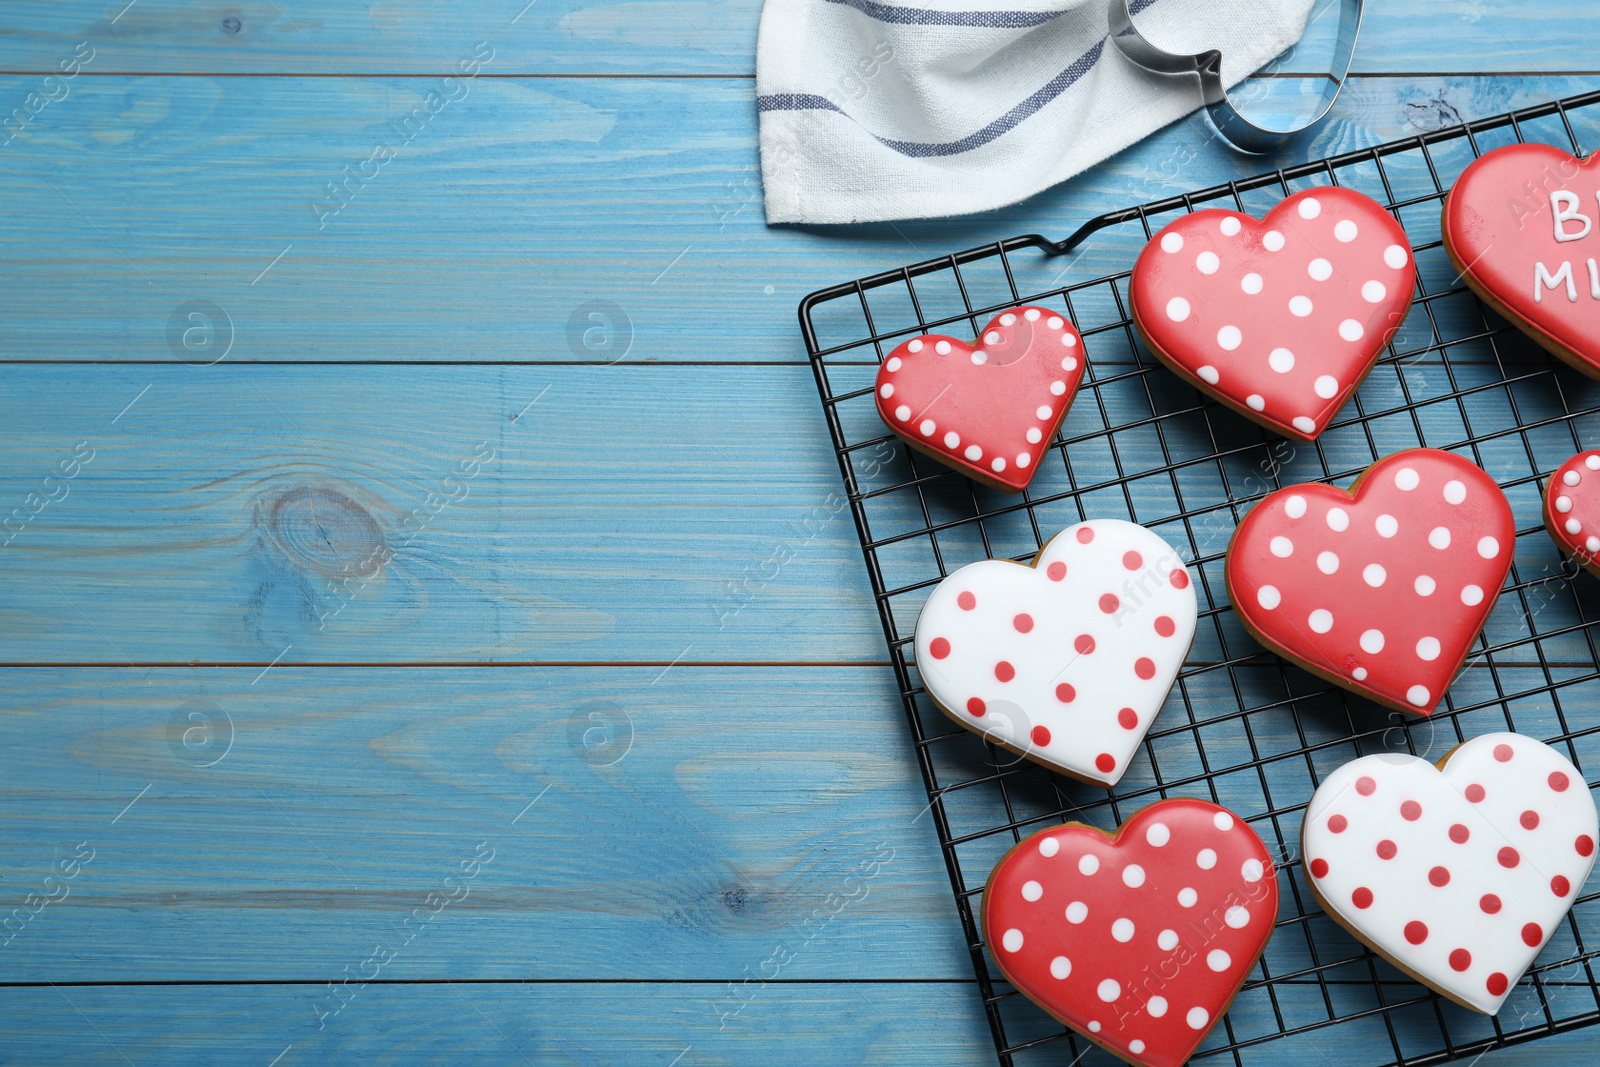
983,798,1277,1067
874,306,1083,491
1444,144,1600,379
1130,187,1415,441
1545,450,1600,577
1303,733,1598,1014
1225,449,1513,716
915,520,1197,787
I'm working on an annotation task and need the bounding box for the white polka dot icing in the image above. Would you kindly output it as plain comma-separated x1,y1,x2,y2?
983,798,1277,1067
1544,450,1600,579
1225,448,1514,716
1302,732,1598,1014
1131,187,1417,441
915,520,1197,786
874,306,1083,492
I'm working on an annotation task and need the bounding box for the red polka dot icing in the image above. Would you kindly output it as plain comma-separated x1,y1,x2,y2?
1130,187,1415,441
1443,143,1600,380
983,798,1277,1067
915,520,1197,786
1225,448,1514,716
1543,449,1600,579
874,305,1084,492
1303,732,1598,1014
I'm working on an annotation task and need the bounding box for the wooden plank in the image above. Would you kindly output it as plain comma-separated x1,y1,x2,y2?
0,1,1594,76
0,665,974,982
2,980,1592,1065
0,363,893,664
0,0,760,76
3,348,1595,666
0,982,1000,1065
1,659,1596,1054
0,74,1596,363
1,351,1589,669
2,662,1594,983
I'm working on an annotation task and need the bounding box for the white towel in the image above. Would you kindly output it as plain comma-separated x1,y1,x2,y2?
756,0,1316,224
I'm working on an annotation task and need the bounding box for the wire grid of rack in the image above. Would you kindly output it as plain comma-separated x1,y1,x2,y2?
801,91,1600,1067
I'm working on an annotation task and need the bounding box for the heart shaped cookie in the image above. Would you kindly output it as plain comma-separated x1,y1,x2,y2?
915,520,1196,786
874,306,1083,491
1303,733,1597,1013
983,798,1278,1067
1444,143,1600,378
1131,187,1415,440
1225,449,1513,716
1544,449,1600,578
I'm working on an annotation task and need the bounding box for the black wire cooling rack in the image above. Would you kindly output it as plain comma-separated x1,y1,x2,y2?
801,91,1600,1067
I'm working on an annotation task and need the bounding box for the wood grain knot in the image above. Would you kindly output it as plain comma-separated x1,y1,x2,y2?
266,486,387,580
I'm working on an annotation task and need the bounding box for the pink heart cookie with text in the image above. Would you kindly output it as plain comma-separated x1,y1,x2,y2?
1131,187,1415,440
1303,733,1597,1013
1544,449,1600,579
915,520,1196,787
983,798,1278,1067
875,306,1083,492
1444,144,1600,379
1225,449,1514,716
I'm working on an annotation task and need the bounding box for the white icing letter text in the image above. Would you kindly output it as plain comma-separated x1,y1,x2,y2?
1552,191,1592,242
1535,260,1577,303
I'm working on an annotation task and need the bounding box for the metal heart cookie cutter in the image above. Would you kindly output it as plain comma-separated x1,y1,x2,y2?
1108,0,1365,154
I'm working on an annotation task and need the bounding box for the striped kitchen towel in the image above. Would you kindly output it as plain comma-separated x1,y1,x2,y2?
756,0,1315,223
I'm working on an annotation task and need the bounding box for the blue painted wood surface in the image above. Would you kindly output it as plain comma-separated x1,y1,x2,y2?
0,2,1597,1063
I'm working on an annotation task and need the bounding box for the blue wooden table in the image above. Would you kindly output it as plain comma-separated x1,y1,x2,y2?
0,2,1596,1063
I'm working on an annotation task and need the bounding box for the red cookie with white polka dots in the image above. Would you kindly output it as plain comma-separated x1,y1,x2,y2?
1303,733,1597,1013
1544,450,1600,579
983,798,1278,1067
915,520,1197,787
1443,144,1600,380
1131,187,1415,441
1226,448,1513,716
874,306,1083,491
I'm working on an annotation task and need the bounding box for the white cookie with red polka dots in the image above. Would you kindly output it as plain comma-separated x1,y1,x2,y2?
1303,733,1597,1014
914,520,1196,786
1131,187,1415,441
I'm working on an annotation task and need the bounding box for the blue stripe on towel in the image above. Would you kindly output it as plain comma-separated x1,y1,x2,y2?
821,0,1159,28
823,0,1069,28
758,93,848,115
757,0,1162,158
758,40,1103,158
